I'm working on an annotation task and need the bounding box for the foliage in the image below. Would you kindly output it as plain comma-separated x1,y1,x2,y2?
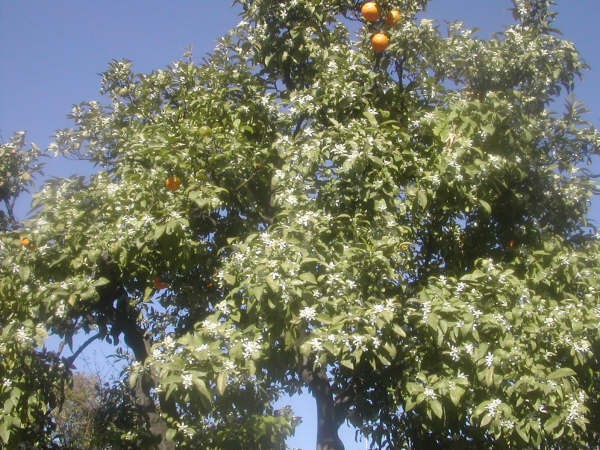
0,133,65,448
0,132,43,230
3,0,600,448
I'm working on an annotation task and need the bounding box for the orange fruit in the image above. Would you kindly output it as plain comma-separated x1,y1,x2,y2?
385,10,402,25
508,239,516,249
361,2,380,22
371,32,390,53
165,175,181,191
153,277,169,290
20,236,31,247
198,126,212,137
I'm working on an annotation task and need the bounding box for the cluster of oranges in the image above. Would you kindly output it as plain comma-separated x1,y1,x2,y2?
361,2,402,53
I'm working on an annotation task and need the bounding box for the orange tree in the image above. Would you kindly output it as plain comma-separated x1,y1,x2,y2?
0,133,67,447
7,0,600,449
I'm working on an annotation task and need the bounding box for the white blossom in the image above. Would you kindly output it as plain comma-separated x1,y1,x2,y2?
177,421,195,438
566,398,584,424
449,345,460,361
202,319,219,335
181,371,193,389
242,339,262,359
223,360,237,372
215,301,230,315
486,399,502,418
299,306,317,321
16,327,32,345
309,337,323,352
423,387,437,400
194,344,209,353
56,301,67,318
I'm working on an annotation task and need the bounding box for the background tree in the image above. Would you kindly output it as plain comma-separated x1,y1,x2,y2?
4,0,600,449
52,372,100,449
50,371,152,449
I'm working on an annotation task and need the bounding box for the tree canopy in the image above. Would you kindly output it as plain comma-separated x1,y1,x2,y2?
2,0,600,448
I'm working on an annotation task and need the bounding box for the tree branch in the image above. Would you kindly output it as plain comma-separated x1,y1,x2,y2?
63,332,101,368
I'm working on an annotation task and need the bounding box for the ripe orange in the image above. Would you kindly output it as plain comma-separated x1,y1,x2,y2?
371,32,390,53
20,236,31,247
165,175,181,191
508,239,516,249
361,2,380,22
385,10,402,25
153,277,169,290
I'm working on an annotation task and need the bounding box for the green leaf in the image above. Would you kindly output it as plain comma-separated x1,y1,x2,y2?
363,110,378,127
216,372,227,396
143,286,154,302
93,277,111,287
544,414,561,433
265,275,280,293
151,224,166,240
547,367,576,379
405,382,421,396
417,189,428,209
480,413,493,427
19,265,31,281
429,399,443,419
392,324,406,338
299,272,317,284
0,423,10,444
250,285,264,301
189,191,210,209
247,360,257,376
478,199,492,215
516,423,530,443
166,428,177,441
129,370,138,390
341,359,354,370
449,386,465,406
193,378,212,404
378,353,391,366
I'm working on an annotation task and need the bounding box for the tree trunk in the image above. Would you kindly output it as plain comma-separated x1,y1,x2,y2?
303,366,345,450
96,266,175,449
134,370,175,450
120,316,175,450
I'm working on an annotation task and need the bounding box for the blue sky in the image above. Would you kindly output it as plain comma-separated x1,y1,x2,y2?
1,1,599,449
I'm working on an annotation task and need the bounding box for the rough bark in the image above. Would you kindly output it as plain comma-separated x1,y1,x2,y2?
93,259,176,450
119,314,175,450
302,365,345,450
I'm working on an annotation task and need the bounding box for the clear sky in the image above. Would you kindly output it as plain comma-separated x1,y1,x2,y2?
1,1,599,449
